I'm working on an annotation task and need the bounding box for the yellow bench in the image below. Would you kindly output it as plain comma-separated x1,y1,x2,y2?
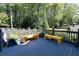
32,34,39,39
22,34,39,43
44,34,62,44
22,35,28,43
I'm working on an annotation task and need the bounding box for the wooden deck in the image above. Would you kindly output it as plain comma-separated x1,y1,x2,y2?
0,38,79,56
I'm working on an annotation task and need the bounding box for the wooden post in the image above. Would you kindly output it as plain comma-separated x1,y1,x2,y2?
52,26,54,35
0,29,2,52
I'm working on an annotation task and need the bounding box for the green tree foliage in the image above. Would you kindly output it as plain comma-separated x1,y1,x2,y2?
0,12,8,24
63,4,77,26
0,3,78,29
52,3,64,28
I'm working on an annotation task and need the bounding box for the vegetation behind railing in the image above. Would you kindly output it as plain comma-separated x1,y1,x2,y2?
4,28,41,41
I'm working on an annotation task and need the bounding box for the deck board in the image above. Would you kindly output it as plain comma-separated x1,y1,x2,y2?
0,38,79,56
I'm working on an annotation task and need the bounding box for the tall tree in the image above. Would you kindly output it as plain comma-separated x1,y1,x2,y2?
52,3,64,28
63,4,77,26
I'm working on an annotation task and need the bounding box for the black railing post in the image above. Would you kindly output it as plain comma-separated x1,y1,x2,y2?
75,29,79,47
68,28,71,43
0,29,2,52
77,29,79,46
52,26,54,35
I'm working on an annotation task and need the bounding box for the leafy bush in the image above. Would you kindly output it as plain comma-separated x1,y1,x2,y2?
7,32,19,41
0,12,8,24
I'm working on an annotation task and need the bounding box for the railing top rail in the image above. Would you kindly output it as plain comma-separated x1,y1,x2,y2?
45,29,78,33
54,30,78,33
5,29,42,35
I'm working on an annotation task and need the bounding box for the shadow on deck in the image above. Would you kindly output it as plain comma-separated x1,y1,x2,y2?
0,38,79,56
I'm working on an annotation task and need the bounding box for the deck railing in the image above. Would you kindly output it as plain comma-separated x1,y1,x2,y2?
5,29,41,36
45,28,79,46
